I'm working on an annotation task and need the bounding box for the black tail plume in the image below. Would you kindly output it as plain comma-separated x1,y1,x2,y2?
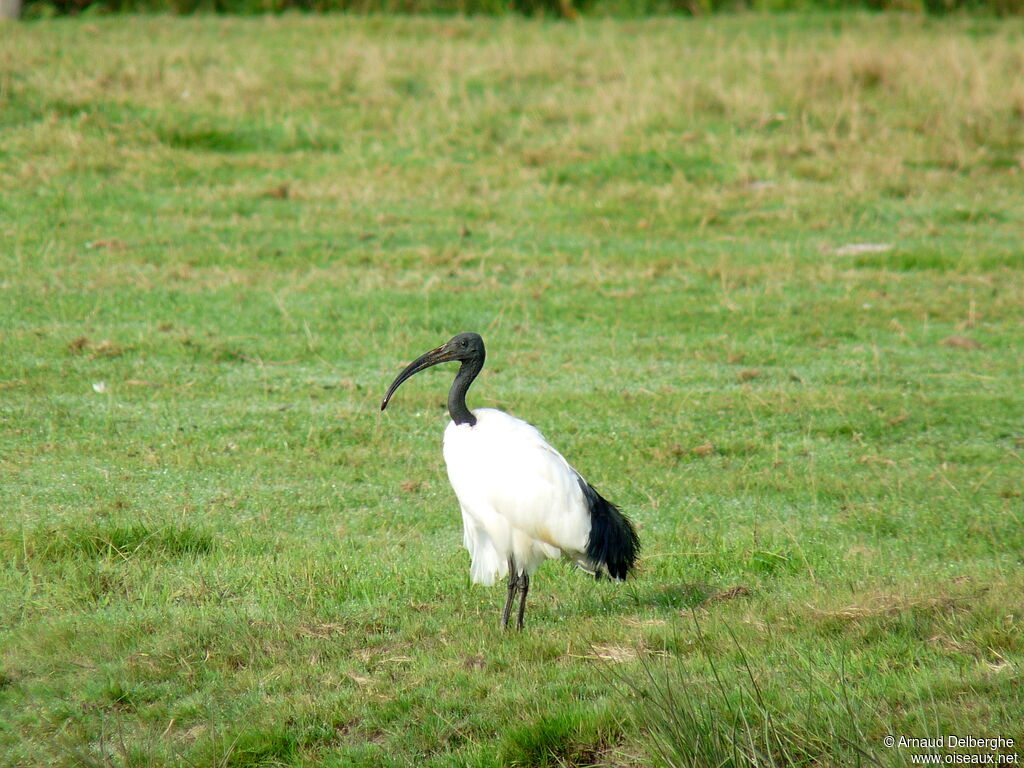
578,476,640,580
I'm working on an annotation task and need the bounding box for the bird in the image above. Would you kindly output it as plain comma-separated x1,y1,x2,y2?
380,332,639,630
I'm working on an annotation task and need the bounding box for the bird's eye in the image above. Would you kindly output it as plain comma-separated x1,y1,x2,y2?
460,339,468,347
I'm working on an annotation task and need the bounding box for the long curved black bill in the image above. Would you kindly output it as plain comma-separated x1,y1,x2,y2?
380,345,455,411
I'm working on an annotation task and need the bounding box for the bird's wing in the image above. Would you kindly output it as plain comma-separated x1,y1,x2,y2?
444,409,591,558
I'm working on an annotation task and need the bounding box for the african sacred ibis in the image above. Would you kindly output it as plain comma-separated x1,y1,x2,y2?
380,332,639,630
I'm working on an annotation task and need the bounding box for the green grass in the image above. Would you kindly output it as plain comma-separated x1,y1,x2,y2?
1,12,1023,767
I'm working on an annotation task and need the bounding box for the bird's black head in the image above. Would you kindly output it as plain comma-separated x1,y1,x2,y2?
380,332,486,412
445,332,485,362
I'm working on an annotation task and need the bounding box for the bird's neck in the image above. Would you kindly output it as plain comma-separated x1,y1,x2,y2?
449,357,483,427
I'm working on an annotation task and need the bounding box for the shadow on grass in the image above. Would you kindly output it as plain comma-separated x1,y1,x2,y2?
627,581,751,611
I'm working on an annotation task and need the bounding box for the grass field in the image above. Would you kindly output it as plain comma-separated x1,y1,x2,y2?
2,13,1023,767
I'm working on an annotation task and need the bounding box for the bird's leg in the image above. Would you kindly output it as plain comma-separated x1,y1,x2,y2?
501,557,518,630
515,572,530,631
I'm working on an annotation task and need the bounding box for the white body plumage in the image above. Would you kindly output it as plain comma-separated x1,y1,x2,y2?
443,408,594,585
